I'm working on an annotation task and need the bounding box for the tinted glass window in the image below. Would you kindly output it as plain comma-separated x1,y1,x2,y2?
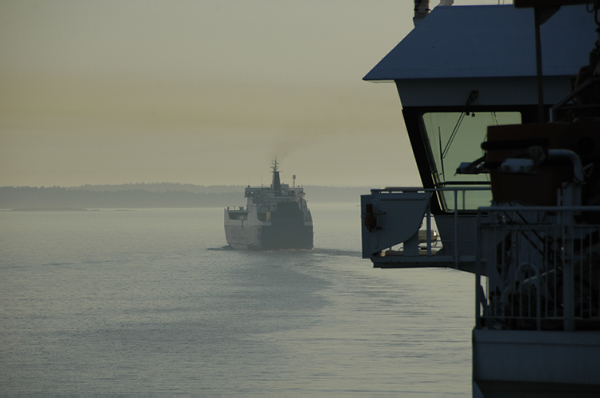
421,111,522,210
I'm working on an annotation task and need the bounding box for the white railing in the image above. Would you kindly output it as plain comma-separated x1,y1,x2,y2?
476,206,600,331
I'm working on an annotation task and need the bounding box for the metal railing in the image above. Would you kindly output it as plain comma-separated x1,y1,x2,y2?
364,186,490,269
475,206,600,331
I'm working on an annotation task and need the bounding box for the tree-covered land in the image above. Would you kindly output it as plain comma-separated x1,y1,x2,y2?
0,184,370,209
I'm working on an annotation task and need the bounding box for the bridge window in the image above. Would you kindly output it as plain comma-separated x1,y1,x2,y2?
421,111,522,210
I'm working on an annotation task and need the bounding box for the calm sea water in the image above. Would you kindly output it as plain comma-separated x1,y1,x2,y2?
0,203,474,395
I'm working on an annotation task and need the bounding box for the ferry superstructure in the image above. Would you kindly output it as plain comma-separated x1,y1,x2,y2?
224,160,313,250
360,1,599,395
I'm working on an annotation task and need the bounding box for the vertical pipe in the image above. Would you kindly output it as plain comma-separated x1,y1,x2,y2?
413,0,431,26
534,7,545,122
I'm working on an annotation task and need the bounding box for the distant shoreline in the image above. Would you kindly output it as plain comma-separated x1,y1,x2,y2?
10,207,89,212
0,184,371,209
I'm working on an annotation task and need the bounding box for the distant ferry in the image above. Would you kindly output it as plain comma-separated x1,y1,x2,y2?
224,160,313,250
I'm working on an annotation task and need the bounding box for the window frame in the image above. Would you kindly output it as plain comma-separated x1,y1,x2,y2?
401,105,541,214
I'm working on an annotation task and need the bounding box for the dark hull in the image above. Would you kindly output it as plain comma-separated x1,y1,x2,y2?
225,201,313,250
225,224,313,250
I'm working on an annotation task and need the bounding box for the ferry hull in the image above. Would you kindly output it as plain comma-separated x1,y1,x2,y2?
225,224,313,250
473,329,600,395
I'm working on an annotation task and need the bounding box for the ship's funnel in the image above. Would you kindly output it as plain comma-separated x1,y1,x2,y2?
271,160,282,194
413,0,431,26
413,0,452,27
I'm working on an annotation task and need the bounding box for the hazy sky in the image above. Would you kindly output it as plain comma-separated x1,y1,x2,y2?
1,0,506,187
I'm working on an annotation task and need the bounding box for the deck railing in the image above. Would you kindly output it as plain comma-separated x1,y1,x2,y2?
362,186,490,270
475,206,600,331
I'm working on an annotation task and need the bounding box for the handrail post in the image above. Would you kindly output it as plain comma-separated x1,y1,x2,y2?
475,210,482,328
563,211,575,331
426,200,432,256
454,189,459,268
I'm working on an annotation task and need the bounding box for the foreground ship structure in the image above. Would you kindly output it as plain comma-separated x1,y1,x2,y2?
224,161,313,250
361,1,599,396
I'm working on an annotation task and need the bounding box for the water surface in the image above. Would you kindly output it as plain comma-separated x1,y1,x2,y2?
0,204,473,395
